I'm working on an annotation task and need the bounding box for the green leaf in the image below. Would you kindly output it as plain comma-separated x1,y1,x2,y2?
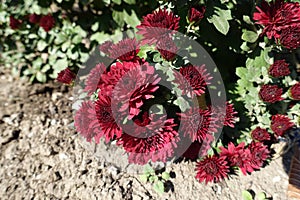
112,10,125,27
144,165,155,175
161,172,170,181
149,175,158,183
36,71,46,83
242,190,253,200
123,10,140,28
55,58,68,70
242,30,258,43
153,181,164,194
256,192,267,200
207,7,232,35
139,174,149,183
124,0,136,4
72,35,82,44
112,0,121,5
90,32,110,43
55,33,68,44
37,40,48,51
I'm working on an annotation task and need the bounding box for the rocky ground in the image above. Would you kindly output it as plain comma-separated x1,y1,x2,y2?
0,69,294,200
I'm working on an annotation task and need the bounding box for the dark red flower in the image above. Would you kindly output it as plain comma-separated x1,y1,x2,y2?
56,68,76,85
271,114,294,136
214,102,238,128
156,36,178,61
108,38,140,62
253,0,300,39
117,113,178,165
177,107,217,142
195,155,229,184
39,14,55,32
176,64,212,97
74,101,103,143
137,8,180,45
251,127,271,141
29,13,41,24
112,62,160,119
188,5,206,23
259,84,283,103
9,16,22,29
279,25,300,50
95,95,123,142
248,142,270,169
220,142,254,175
268,59,291,77
99,61,140,96
84,63,107,95
99,41,114,56
290,82,300,100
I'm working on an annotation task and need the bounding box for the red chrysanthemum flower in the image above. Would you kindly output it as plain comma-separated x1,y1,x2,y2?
271,114,294,136
95,95,123,142
84,63,107,95
188,5,206,24
9,16,22,29
212,102,238,128
278,25,300,50
177,107,217,142
56,68,76,85
99,61,140,96
259,84,283,103
99,41,114,56
74,101,103,143
112,63,160,119
251,127,271,141
220,142,254,175
176,64,212,97
268,59,291,78
195,155,229,184
290,82,300,100
248,142,270,169
156,36,178,61
108,38,140,62
39,14,55,32
117,113,178,165
29,13,41,24
137,8,180,45
253,0,300,39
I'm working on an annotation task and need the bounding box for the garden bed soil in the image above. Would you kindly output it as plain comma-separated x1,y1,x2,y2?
0,69,294,200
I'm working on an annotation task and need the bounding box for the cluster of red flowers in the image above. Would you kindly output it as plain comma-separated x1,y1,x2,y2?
253,0,300,49
196,141,270,183
9,13,55,32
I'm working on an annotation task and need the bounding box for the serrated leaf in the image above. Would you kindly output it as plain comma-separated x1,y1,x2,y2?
242,30,258,43
207,7,232,35
153,181,164,194
242,190,253,200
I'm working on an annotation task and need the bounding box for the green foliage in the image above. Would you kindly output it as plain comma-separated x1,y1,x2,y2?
242,190,269,200
0,0,158,82
207,6,232,35
139,165,172,195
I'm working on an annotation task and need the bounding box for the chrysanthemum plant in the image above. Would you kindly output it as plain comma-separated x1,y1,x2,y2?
57,0,300,187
